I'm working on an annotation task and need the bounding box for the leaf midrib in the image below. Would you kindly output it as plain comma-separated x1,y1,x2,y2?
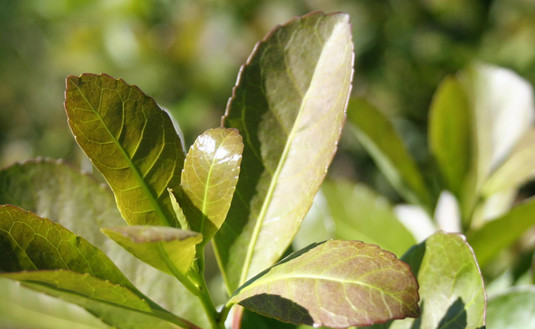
71,80,172,227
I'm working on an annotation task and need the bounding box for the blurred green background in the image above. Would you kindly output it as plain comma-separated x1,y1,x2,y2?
2,0,535,193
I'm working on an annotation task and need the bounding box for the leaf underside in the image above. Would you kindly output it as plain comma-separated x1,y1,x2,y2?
65,73,185,227
214,11,354,293
230,240,420,328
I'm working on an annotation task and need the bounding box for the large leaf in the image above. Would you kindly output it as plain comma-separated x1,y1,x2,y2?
428,77,471,198
229,240,420,328
0,160,210,328
179,128,243,243
486,286,535,328
467,197,535,268
370,231,486,329
214,11,354,292
65,73,185,227
347,98,430,208
0,277,110,329
101,225,202,276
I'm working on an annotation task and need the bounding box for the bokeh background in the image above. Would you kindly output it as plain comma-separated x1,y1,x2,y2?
2,0,535,199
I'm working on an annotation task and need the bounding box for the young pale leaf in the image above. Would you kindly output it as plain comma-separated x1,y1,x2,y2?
486,286,535,328
347,98,430,209
101,226,202,276
2,271,192,329
179,128,243,243
65,73,185,227
0,161,211,328
214,11,354,293
229,240,420,328
428,77,471,198
370,231,486,329
467,197,535,268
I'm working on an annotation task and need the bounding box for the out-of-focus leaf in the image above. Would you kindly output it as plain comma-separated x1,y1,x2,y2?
214,12,354,292
229,240,420,328
486,286,535,328
428,77,471,197
0,160,210,328
101,226,202,276
65,73,185,227
467,197,535,268
370,231,486,329
483,129,535,196
179,128,243,244
323,181,416,257
0,278,110,329
0,205,193,329
347,98,430,208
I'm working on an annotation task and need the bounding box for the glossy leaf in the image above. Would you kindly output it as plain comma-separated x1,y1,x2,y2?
467,197,535,268
0,160,210,328
0,277,110,329
179,128,243,243
347,98,430,208
65,73,185,227
229,240,420,328
101,225,202,276
371,231,486,329
214,11,354,292
428,77,471,197
486,286,535,328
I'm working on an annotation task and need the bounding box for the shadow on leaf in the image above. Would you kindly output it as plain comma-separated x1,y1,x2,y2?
239,293,314,326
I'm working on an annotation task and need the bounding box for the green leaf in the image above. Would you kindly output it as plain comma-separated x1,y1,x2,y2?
486,286,535,328
371,231,486,329
101,225,202,276
214,11,354,293
65,73,186,227
179,128,243,243
229,240,420,328
2,270,190,329
0,160,210,328
467,197,535,268
347,98,430,208
428,77,471,197
0,277,110,329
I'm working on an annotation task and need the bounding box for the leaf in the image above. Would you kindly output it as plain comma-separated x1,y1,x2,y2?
347,98,430,208
179,128,243,243
214,11,354,293
0,277,110,329
0,160,211,328
2,270,190,329
101,225,202,276
370,231,486,329
0,205,196,329
467,197,535,268
229,240,420,328
65,73,186,227
486,286,535,328
428,77,471,197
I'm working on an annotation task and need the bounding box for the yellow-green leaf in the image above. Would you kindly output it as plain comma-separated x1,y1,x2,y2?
214,11,354,293
179,128,243,244
229,240,420,328
101,226,202,276
64,73,185,227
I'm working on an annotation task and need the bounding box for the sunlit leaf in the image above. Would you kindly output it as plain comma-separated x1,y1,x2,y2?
179,128,243,244
65,73,185,227
229,240,420,328
486,286,535,328
370,231,486,329
347,98,430,208
101,225,202,276
428,77,471,197
467,197,535,268
0,160,210,328
214,12,354,292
